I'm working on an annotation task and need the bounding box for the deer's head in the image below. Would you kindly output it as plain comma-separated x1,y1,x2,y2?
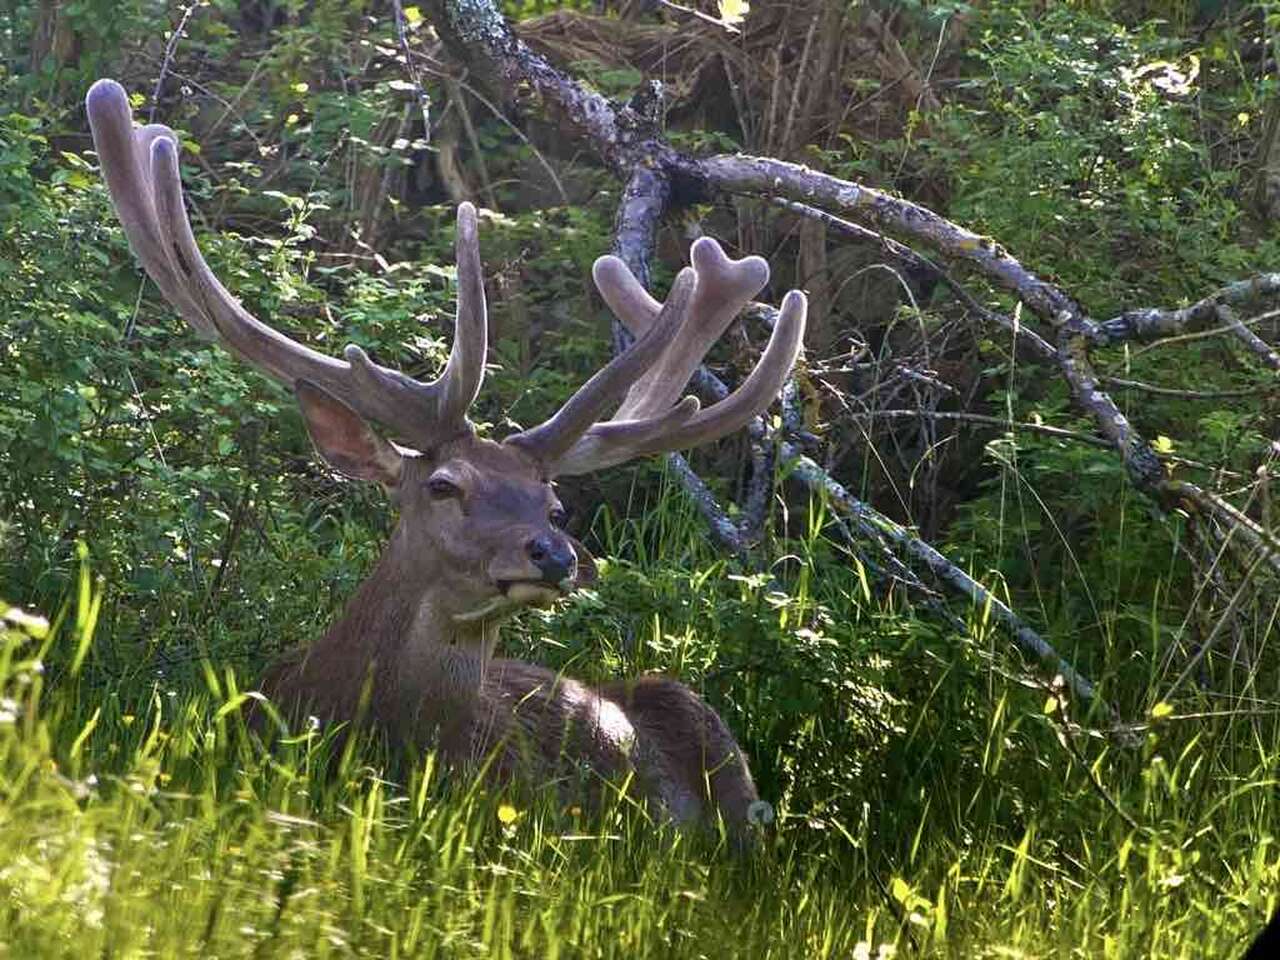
86,79,807,623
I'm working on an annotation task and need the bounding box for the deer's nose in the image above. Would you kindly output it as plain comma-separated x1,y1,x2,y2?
525,533,576,585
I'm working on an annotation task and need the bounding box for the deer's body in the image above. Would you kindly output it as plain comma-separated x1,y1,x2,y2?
87,78,803,838
261,435,756,828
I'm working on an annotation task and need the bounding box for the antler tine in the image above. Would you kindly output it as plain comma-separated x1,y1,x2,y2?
605,238,771,420
87,79,485,451
85,81,214,336
436,202,487,424
550,290,806,476
506,268,699,465
524,239,804,477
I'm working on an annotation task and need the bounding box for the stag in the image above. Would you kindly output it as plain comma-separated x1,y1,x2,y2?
87,79,806,838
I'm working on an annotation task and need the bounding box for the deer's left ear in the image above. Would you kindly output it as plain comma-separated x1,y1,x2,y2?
563,533,598,588
295,380,403,487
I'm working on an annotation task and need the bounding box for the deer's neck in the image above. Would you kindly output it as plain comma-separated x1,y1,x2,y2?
289,529,503,727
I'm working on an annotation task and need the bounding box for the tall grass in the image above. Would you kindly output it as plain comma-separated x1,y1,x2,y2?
1,500,1276,958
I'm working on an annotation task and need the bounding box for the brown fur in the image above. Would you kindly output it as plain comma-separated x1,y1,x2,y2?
83,102,793,840
262,427,759,839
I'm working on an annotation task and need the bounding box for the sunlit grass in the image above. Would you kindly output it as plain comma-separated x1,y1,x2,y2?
1,522,1276,959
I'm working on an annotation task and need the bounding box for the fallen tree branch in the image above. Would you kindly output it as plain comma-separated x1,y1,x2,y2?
420,0,1279,710
780,439,1111,714
699,154,1087,329
415,0,1114,702
1174,481,1280,577
1096,274,1280,345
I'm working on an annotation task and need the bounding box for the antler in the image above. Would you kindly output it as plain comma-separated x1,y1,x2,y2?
86,79,485,451
88,77,804,472
509,239,807,476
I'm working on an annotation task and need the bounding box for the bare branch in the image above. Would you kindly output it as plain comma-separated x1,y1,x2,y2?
391,0,434,142
780,439,1110,713
699,154,1086,330
1096,274,1280,345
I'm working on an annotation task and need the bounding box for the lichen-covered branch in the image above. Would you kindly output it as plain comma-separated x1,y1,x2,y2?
421,0,694,183
420,0,1275,712
698,154,1087,329
1095,273,1280,346
780,439,1110,713
666,451,747,558
612,164,672,287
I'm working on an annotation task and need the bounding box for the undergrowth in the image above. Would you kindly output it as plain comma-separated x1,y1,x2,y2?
0,515,1276,957
2,0,1278,956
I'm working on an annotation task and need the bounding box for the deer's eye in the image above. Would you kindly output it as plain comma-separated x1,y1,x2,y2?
427,476,460,500
549,506,568,527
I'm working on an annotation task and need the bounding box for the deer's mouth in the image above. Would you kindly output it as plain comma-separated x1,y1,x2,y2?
451,578,571,625
497,578,571,606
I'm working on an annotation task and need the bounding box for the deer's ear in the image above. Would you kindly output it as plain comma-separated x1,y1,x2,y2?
295,380,403,487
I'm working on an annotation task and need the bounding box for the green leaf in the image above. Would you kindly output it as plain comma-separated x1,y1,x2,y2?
891,875,912,904
719,0,749,27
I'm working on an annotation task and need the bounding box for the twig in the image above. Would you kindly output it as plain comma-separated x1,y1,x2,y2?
391,0,434,143
842,408,1112,448
203,478,253,618
655,0,742,33
411,58,570,204
150,3,201,122
1099,375,1272,400
1174,481,1280,576
446,78,497,208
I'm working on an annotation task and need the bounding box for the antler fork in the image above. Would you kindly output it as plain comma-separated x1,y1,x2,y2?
87,78,806,472
509,241,807,476
88,78,486,451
